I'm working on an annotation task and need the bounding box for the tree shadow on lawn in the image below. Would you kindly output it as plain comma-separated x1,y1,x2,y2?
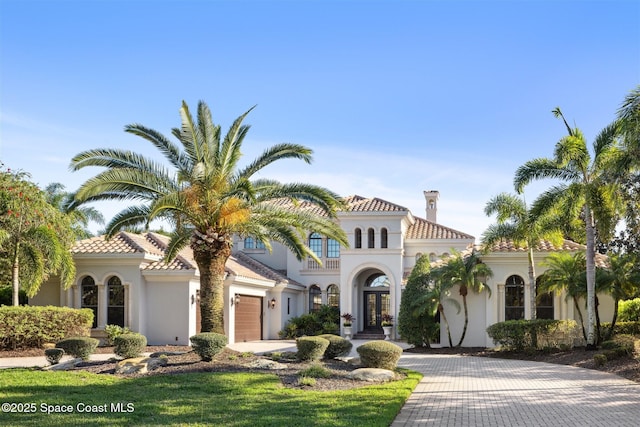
0,369,420,426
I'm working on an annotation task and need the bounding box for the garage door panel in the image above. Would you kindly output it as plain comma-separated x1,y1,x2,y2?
235,295,262,342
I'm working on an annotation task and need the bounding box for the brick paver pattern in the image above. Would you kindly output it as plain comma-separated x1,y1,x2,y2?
393,354,640,427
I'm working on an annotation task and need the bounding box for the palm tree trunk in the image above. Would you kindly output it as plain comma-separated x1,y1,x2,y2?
528,247,536,320
585,206,597,349
11,241,20,306
595,295,601,345
605,299,619,342
573,297,587,341
456,293,469,347
439,304,453,348
193,247,230,334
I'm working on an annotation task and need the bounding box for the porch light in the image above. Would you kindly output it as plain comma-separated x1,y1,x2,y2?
269,298,276,309
232,294,240,306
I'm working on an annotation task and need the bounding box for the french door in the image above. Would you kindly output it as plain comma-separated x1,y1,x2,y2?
364,291,390,331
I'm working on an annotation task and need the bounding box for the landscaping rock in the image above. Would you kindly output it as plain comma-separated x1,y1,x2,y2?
43,358,82,371
246,359,287,370
115,357,167,375
347,368,395,382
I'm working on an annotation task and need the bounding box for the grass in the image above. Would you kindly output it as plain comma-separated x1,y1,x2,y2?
0,368,421,426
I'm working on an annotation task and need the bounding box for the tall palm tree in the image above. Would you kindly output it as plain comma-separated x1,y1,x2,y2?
44,182,105,239
421,266,460,348
538,251,588,341
439,248,493,347
70,101,348,333
514,108,621,348
482,193,563,319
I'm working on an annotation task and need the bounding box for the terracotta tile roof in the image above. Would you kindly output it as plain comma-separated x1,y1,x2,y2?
483,239,609,268
72,232,165,256
406,217,475,240
226,252,299,285
342,195,408,212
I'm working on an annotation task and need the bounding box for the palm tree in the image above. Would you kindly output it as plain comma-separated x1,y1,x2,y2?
538,252,588,341
422,266,460,348
439,248,493,347
70,101,348,333
44,182,105,239
482,193,563,319
514,108,621,348
596,253,639,341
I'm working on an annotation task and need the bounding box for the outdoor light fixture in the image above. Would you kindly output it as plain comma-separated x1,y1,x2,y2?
191,294,195,305
269,298,276,309
232,294,240,306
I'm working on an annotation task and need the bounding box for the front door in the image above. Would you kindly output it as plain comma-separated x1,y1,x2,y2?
364,291,390,332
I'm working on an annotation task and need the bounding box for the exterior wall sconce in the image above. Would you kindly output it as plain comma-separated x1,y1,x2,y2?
191,294,195,305
232,294,240,306
269,298,276,309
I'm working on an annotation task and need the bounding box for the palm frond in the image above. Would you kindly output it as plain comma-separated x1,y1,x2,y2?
238,143,314,179
514,158,578,193
164,228,192,263
124,123,192,173
104,205,151,238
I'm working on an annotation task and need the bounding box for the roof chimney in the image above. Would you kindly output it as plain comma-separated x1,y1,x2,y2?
424,190,439,223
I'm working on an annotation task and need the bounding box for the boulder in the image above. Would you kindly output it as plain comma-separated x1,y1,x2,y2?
115,356,167,375
246,359,287,370
43,358,82,371
347,368,396,382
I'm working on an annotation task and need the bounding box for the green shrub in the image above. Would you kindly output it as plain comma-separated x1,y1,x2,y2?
356,340,403,370
44,348,65,365
114,333,147,359
601,334,636,357
279,305,339,338
299,363,332,378
594,353,607,367
55,336,99,360
618,298,640,322
296,336,330,361
602,321,640,337
0,306,93,350
104,324,131,346
298,376,316,386
317,334,353,359
190,332,227,361
0,286,27,305
486,319,579,351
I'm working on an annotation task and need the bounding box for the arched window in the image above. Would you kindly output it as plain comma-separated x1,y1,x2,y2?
354,228,362,249
81,276,98,328
327,284,339,308
309,285,322,312
536,277,554,319
327,238,340,258
367,228,375,249
107,276,125,327
309,233,323,258
415,252,423,262
429,253,437,262
365,273,390,288
381,228,388,248
505,275,525,320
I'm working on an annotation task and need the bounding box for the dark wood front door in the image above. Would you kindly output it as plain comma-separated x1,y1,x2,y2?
364,291,390,332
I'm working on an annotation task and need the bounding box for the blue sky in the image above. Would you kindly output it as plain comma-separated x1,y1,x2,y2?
1,0,639,240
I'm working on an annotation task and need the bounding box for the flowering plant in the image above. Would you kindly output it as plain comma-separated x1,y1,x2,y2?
341,313,354,326
381,314,394,326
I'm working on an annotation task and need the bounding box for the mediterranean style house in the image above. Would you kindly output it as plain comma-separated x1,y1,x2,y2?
32,191,614,347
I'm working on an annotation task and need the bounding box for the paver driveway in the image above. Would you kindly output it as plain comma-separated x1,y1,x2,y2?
393,354,640,427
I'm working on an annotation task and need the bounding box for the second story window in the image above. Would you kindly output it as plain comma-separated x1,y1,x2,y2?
355,228,362,249
244,237,265,250
327,238,340,258
367,228,375,249
309,233,323,258
381,228,388,248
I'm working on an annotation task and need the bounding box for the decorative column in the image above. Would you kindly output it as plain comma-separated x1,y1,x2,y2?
124,283,131,329
497,284,505,323
97,283,107,329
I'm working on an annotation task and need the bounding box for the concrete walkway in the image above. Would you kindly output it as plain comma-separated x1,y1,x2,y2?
2,341,640,426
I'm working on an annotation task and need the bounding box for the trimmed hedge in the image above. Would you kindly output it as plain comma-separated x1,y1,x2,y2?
44,348,65,365
114,333,147,359
105,324,132,346
296,336,330,361
618,298,640,322
601,321,640,337
356,340,403,370
486,319,580,351
190,332,227,361
0,306,93,350
317,334,353,359
55,336,99,360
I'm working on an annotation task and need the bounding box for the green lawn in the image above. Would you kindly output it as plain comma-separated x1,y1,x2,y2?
0,368,421,426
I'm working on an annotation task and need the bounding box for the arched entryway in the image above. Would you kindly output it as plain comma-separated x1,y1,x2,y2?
362,272,391,333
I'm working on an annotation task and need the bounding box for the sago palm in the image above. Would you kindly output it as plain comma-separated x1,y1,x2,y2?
482,193,563,319
439,248,492,347
70,100,348,333
514,108,622,347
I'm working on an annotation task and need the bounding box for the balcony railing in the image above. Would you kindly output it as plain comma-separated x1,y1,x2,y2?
307,258,340,270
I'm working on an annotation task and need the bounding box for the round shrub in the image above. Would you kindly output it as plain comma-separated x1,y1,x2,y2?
318,334,353,359
618,298,640,322
114,333,147,359
44,348,65,365
55,336,99,361
190,332,228,361
356,340,403,370
296,336,330,361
